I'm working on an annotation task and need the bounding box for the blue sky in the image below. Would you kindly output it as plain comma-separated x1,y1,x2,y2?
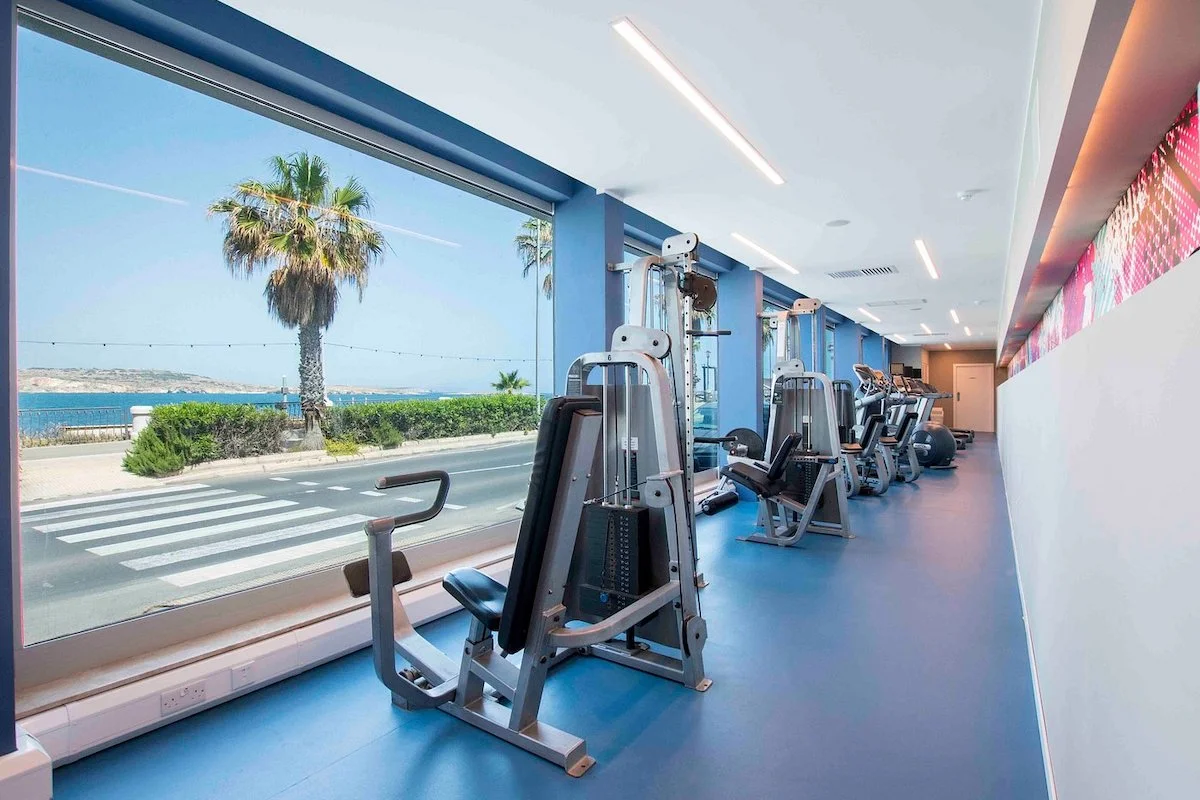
14,27,553,394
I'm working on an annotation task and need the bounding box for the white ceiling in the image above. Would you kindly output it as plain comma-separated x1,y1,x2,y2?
224,0,1041,348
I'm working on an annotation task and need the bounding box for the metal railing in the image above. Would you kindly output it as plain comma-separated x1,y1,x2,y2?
18,406,132,447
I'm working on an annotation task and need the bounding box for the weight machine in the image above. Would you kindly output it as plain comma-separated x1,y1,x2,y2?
345,233,712,777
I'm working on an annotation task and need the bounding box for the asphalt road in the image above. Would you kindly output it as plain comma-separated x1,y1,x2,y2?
19,440,535,644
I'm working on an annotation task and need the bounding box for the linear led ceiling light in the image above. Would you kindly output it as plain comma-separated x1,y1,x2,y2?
893,335,907,343
914,239,940,279
964,326,972,336
612,17,784,185
920,323,932,334
950,309,960,324
943,343,952,349
731,232,798,274
858,307,881,323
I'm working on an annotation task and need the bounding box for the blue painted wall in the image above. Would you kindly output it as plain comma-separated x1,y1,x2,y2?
862,333,886,372
1,0,15,758
552,189,624,392
834,322,862,384
716,265,763,435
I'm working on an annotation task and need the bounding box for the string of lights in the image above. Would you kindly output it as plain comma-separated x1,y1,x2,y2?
18,339,550,363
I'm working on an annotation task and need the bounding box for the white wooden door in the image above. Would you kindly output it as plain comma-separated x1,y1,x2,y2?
953,363,995,432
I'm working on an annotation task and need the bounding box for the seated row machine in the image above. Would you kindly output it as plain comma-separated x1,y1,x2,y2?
343,235,712,776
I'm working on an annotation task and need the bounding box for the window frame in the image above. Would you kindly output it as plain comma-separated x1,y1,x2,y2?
12,0,550,692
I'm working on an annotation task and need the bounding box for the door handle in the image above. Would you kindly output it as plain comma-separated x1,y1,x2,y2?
956,392,960,401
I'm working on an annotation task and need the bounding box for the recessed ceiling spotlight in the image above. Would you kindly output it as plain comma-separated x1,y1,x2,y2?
950,309,960,324
914,239,939,280
920,323,932,334
612,18,784,185
857,307,881,323
825,219,851,227
730,232,798,274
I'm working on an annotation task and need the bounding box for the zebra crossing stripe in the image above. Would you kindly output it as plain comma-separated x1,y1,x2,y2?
120,514,373,570
20,489,234,523
269,477,290,482
57,500,297,544
86,507,331,556
34,494,267,533
159,532,364,587
327,486,351,491
360,490,385,497
298,481,319,486
20,484,211,513
443,503,466,510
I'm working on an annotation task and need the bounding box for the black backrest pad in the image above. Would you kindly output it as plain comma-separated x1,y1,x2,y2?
498,395,601,654
861,415,883,447
896,412,918,443
766,432,804,481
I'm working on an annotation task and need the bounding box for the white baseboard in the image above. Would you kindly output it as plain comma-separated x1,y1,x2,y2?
18,561,511,767
0,726,52,800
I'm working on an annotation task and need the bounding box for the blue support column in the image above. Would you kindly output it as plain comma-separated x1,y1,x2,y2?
716,265,763,435
552,188,623,392
862,333,885,372
834,323,861,383
1,0,16,758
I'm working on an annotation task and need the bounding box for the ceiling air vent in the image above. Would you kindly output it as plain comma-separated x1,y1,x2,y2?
865,298,925,308
825,265,899,279
912,331,947,337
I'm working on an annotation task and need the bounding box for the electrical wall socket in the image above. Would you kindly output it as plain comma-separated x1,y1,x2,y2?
160,679,208,717
230,661,256,691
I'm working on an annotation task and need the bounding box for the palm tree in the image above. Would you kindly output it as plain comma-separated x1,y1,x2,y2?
515,217,553,298
492,370,530,394
209,152,385,447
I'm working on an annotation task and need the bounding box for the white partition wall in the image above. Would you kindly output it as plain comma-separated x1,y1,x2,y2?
998,252,1200,800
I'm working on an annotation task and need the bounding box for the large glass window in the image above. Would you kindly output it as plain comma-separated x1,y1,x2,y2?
761,300,786,432
824,324,836,376
15,26,551,644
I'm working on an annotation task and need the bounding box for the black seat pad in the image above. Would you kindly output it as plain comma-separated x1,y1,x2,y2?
443,568,506,631
722,461,776,496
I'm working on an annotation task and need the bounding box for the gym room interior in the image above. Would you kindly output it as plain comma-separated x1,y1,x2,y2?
1,1,1198,798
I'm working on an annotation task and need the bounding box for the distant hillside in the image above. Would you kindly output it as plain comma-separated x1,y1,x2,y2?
18,368,271,394
18,368,431,395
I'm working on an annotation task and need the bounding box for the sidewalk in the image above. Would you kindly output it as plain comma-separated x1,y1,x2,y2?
18,431,534,502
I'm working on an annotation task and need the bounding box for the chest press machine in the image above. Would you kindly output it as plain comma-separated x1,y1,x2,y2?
342,234,712,777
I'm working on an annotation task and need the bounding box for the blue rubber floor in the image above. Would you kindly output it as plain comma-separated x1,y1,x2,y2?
53,436,1047,799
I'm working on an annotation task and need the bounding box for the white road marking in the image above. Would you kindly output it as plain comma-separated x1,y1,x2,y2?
304,490,316,494
327,486,351,491
121,514,372,570
269,477,290,482
35,494,266,533
395,496,421,503
360,490,386,497
443,503,466,510
298,481,319,486
86,507,331,556
448,463,532,476
20,489,234,523
159,532,364,587
57,500,297,544
20,484,210,513
495,500,523,511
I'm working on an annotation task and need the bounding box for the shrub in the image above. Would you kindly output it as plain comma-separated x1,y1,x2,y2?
371,420,403,449
121,427,187,477
325,438,360,456
329,394,538,445
123,402,287,477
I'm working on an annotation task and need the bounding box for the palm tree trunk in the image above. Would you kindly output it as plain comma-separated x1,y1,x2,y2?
297,320,326,449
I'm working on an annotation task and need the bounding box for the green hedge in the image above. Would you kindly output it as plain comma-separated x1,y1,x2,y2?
328,394,539,445
123,402,287,477
122,395,538,477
